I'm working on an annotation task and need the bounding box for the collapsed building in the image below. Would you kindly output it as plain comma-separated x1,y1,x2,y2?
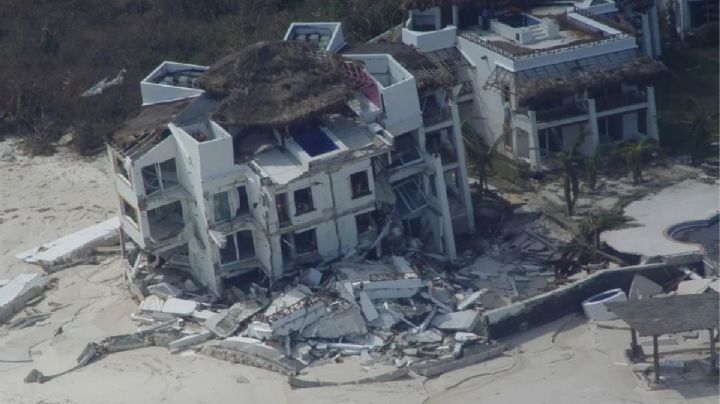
109,25,475,295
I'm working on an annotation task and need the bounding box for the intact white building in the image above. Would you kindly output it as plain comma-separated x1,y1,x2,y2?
109,23,475,296
399,0,665,171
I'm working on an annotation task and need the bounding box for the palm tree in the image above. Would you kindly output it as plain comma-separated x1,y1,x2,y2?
619,137,660,184
462,122,502,196
665,98,719,165
555,132,586,216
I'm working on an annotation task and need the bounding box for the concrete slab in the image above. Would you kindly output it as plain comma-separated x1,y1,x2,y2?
628,275,663,300
601,180,719,257
15,217,120,269
301,304,367,339
431,310,481,332
0,273,47,325
161,298,197,316
0,350,32,363
359,291,379,321
677,278,715,295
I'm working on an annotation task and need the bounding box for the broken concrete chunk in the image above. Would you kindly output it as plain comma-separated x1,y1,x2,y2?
676,278,716,295
457,289,488,310
628,275,663,300
246,321,273,340
359,291,379,321
147,282,183,299
138,295,164,313
0,273,48,325
301,268,323,287
301,304,367,339
15,217,120,271
402,328,443,345
0,350,32,363
201,340,304,375
205,300,263,338
161,298,197,316
431,310,481,332
168,331,214,352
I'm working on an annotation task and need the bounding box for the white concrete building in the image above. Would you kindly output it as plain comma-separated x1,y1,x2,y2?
108,24,475,296
398,0,665,171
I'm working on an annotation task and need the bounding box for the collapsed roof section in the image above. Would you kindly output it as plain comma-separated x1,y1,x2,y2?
484,49,667,106
197,41,354,128
110,99,192,157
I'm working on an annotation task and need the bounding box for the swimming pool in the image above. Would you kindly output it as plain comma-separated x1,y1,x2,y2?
291,126,338,157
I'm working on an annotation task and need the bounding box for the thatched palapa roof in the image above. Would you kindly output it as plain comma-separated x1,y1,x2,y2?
197,41,353,127
110,99,191,155
401,0,525,11
343,42,455,90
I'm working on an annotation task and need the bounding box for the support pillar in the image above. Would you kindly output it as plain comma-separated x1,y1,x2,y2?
710,329,718,376
432,155,457,261
450,98,475,233
653,335,661,384
527,111,541,171
452,5,459,27
641,12,654,58
587,99,600,152
646,87,659,141
630,328,642,360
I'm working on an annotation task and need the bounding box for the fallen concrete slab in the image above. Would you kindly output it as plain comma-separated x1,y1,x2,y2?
201,340,304,375
0,273,48,325
431,310,481,332
409,343,506,377
168,331,214,352
301,304,367,339
16,217,120,271
0,350,32,363
204,300,263,338
288,368,409,388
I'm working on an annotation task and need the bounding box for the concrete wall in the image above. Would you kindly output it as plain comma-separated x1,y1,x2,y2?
140,62,207,106
402,26,457,52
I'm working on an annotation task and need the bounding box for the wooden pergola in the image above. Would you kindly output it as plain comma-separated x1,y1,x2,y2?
607,293,719,384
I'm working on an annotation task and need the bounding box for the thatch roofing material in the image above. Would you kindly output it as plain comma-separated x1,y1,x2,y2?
344,42,455,90
197,41,353,127
486,50,668,106
401,0,510,11
111,99,191,154
606,294,719,337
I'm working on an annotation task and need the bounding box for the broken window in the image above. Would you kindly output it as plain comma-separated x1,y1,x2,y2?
350,170,371,199
390,132,421,169
148,201,184,241
213,191,231,223
294,187,314,216
121,198,139,227
355,211,376,236
236,186,250,216
294,228,318,255
501,84,511,104
276,192,290,226
219,230,256,266
141,158,178,195
393,179,429,219
114,155,130,184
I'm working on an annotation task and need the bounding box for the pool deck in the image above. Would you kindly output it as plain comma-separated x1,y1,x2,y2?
601,179,720,258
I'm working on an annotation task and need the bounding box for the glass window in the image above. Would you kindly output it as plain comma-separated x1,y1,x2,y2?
350,171,371,199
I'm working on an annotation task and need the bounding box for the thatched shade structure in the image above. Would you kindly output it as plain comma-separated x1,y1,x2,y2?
197,41,353,127
401,0,527,12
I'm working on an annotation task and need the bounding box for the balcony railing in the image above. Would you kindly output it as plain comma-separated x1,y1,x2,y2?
517,102,588,123
423,105,452,126
594,91,647,112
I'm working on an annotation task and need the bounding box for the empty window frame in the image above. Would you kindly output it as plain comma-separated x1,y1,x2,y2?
355,211,376,236
236,186,250,216
219,230,255,265
114,155,131,184
294,187,314,216
141,158,178,195
121,198,139,227
213,191,231,223
294,228,318,255
276,192,291,226
350,170,371,199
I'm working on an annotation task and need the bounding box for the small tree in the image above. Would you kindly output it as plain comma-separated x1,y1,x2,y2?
556,132,585,216
584,150,600,191
668,98,719,165
619,137,660,184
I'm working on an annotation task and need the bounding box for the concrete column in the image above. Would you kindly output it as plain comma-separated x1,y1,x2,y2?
433,7,441,30
710,329,718,375
527,111,541,171
650,6,662,58
641,12,654,58
432,156,457,260
679,0,691,37
587,99,600,153
646,87,659,141
653,335,660,384
452,5,459,27
450,99,475,233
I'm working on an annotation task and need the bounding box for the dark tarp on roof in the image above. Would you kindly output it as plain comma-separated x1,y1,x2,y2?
606,293,719,337
343,42,455,91
110,99,192,155
197,41,353,127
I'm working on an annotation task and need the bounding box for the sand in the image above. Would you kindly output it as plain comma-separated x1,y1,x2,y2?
0,138,717,403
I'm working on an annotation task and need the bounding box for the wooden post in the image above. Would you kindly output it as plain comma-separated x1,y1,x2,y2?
710,329,718,376
653,335,660,384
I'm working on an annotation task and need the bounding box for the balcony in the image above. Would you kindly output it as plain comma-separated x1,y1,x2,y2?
423,105,452,127
594,91,647,112
147,201,185,248
534,102,588,123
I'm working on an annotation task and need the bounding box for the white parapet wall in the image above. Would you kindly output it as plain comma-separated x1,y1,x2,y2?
401,26,457,52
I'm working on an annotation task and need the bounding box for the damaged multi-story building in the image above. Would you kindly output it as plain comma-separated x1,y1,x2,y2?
398,0,666,171
109,22,474,295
